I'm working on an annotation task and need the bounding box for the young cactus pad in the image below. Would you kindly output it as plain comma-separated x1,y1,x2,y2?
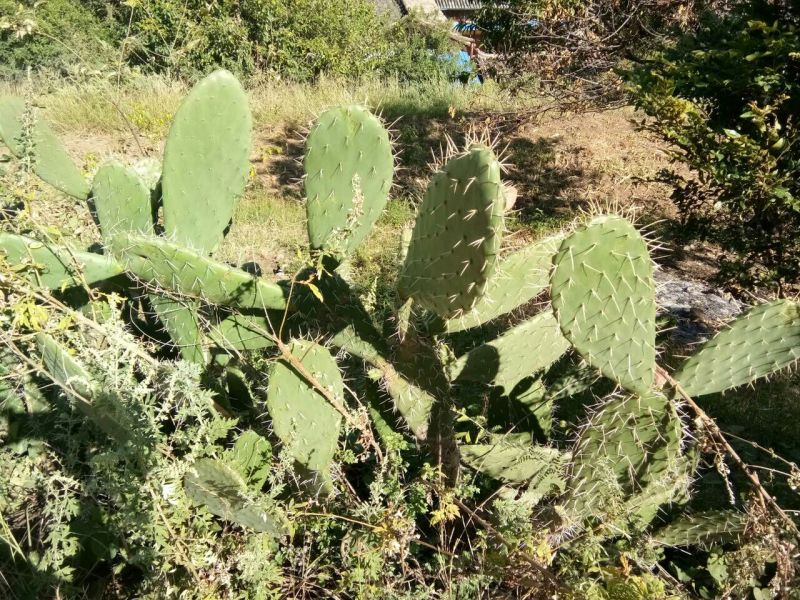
110,233,287,311
162,69,251,254
674,299,800,397
266,340,343,474
92,162,154,237
0,96,90,199
443,233,563,333
304,105,394,256
399,144,505,318
0,233,123,289
550,215,656,394
451,310,571,392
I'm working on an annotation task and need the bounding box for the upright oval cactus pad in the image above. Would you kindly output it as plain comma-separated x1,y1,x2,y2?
266,340,343,474
110,233,287,311
162,69,251,254
304,105,393,256
399,144,505,319
551,215,656,394
0,96,89,199
0,233,123,289
444,233,563,333
92,162,154,237
675,299,800,397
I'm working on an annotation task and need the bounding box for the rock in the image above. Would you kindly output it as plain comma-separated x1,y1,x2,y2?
655,268,745,345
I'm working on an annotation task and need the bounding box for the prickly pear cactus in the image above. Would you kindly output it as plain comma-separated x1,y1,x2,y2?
266,340,343,474
451,310,570,392
461,441,567,490
183,458,284,535
149,296,208,364
398,144,505,319
91,162,154,237
0,233,123,289
0,96,90,199
162,69,251,254
304,105,394,257
551,215,656,394
444,233,563,333
111,234,287,310
566,390,683,526
208,312,276,353
35,333,131,443
674,299,800,397
652,510,747,548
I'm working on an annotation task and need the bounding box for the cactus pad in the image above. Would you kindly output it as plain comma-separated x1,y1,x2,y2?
149,297,207,364
304,105,393,256
162,70,251,253
398,144,505,318
461,441,567,489
652,510,747,548
551,215,656,394
0,96,90,199
444,234,563,333
36,333,131,443
111,233,287,310
266,340,343,473
183,458,284,535
567,390,683,523
92,162,154,237
451,310,570,392
208,312,276,353
380,362,434,441
0,233,123,289
675,299,800,397
228,430,272,489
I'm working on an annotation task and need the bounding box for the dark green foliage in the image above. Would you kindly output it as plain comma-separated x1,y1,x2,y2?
0,0,117,77
121,0,457,81
627,3,800,290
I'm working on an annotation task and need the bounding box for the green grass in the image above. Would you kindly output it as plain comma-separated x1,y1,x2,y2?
0,74,536,136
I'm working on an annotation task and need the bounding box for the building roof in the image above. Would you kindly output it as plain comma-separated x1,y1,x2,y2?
435,0,484,10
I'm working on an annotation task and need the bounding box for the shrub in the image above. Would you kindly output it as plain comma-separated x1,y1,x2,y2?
626,2,800,292
0,0,118,78
121,0,457,82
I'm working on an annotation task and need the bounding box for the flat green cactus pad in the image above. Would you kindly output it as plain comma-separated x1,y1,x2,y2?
0,96,90,199
183,458,285,535
461,441,567,489
111,233,286,310
208,312,276,353
304,105,393,256
266,340,343,473
566,390,683,523
162,69,251,253
652,510,747,548
399,144,505,319
228,430,272,490
551,215,656,394
675,299,800,397
36,333,131,443
444,234,562,333
149,297,208,364
92,162,154,237
0,233,123,289
380,361,434,441
451,310,570,392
